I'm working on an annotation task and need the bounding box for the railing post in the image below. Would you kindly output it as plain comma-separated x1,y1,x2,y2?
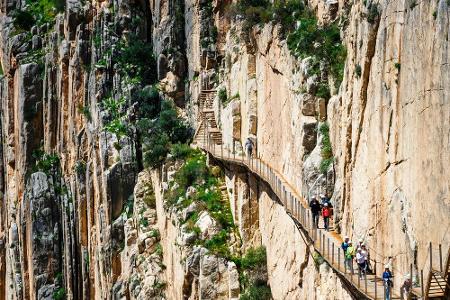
364,270,367,294
439,243,443,272
338,247,341,270
332,242,335,265
430,242,433,271
327,238,330,258
374,263,377,299
421,269,424,296
358,267,360,288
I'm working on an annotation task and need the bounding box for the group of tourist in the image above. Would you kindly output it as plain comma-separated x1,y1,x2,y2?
309,194,333,231
309,195,413,300
341,236,373,277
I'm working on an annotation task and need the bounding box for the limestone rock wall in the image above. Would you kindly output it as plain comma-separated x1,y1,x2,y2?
331,0,450,287
0,0,448,298
212,0,450,291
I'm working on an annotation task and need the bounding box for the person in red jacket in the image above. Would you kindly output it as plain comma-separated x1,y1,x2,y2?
322,203,332,231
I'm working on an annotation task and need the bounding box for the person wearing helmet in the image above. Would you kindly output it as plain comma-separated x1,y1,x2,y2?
322,202,332,231
383,266,393,300
309,196,322,228
345,241,356,274
356,247,368,279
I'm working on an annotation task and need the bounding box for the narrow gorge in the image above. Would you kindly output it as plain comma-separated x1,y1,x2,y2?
0,0,448,299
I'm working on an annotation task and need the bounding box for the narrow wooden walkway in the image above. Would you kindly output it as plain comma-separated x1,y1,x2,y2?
191,89,413,299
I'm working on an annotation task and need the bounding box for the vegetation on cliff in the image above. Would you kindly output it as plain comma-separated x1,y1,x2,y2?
13,0,65,32
168,148,235,257
227,0,346,99
319,123,333,173
97,31,191,169
236,247,272,300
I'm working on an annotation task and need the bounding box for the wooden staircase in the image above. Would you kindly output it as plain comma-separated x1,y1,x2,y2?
195,90,222,145
426,248,450,299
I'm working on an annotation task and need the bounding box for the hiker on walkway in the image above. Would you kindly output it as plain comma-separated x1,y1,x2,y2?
400,276,412,300
361,244,372,273
342,237,351,269
383,266,393,300
357,238,364,249
322,203,332,231
309,196,321,228
245,138,254,158
356,247,368,279
320,194,332,207
345,242,356,274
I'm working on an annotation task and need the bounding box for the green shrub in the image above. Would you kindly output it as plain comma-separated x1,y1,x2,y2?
77,104,91,122
319,123,333,173
287,11,346,96
13,10,34,31
54,272,63,285
240,284,272,300
236,247,267,269
313,251,325,266
27,0,65,26
53,287,66,300
210,26,218,42
74,160,86,176
316,83,331,100
320,157,334,174
116,37,157,85
32,149,60,175
155,243,163,256
140,100,192,168
140,217,149,227
134,85,160,119
124,195,134,218
355,64,362,77
203,229,231,257
394,62,401,71
171,143,194,160
367,4,380,24
142,132,171,168
218,88,228,104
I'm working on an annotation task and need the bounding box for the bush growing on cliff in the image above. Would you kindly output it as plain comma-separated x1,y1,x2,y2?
227,0,346,97
32,149,60,175
287,14,346,92
319,123,334,173
140,100,192,168
52,287,66,300
236,247,271,300
116,37,157,85
13,0,65,31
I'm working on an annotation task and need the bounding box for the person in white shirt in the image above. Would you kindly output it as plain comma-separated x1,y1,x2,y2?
356,247,368,278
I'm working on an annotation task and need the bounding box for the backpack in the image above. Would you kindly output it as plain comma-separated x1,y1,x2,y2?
342,242,349,252
323,207,331,217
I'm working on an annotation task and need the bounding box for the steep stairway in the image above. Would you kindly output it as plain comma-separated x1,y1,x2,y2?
427,248,450,299
194,89,222,145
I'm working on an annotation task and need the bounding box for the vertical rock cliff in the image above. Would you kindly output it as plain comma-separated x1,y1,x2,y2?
0,0,449,299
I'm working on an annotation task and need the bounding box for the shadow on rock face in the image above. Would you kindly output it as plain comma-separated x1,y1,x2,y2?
107,162,136,219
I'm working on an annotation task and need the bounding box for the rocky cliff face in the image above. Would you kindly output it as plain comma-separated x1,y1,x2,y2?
0,0,448,299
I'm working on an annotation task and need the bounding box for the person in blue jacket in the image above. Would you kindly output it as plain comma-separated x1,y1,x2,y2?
383,266,393,300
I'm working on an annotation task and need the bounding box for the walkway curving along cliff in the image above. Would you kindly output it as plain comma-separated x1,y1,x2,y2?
192,88,450,300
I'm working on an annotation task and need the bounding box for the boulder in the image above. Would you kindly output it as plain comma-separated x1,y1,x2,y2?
185,186,197,199
195,211,221,239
